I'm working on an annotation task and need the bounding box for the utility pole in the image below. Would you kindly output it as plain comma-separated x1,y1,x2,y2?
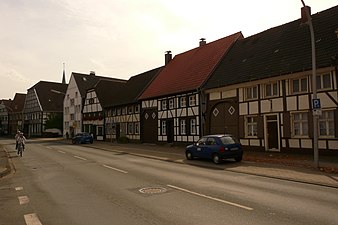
301,0,319,168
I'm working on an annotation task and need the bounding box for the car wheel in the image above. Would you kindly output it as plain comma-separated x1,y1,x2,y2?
90,140,93,144
186,151,194,160
212,153,221,164
234,156,243,162
72,139,76,144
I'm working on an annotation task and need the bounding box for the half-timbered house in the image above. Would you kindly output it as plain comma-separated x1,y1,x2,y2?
105,67,162,143
203,5,338,152
82,78,126,140
139,32,243,144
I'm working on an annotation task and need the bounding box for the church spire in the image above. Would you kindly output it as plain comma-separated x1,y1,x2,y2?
62,63,66,84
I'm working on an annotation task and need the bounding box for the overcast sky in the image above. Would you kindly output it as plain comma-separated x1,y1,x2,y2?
0,0,336,99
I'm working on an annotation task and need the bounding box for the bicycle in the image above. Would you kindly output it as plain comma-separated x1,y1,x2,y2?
17,142,24,157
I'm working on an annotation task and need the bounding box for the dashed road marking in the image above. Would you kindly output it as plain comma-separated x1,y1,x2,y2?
102,164,128,174
15,186,23,191
74,156,87,161
46,147,52,149
18,195,29,205
167,184,254,211
57,150,66,154
24,213,43,225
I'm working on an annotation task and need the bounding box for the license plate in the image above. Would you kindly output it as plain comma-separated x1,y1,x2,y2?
231,147,239,151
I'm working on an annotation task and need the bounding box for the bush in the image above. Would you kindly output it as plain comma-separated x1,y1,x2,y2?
118,136,129,143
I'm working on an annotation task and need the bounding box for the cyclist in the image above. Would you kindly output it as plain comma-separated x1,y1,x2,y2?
17,132,26,156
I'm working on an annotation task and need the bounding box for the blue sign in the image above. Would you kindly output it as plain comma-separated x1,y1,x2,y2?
312,99,321,109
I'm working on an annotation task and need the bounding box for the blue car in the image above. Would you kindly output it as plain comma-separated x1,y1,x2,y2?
185,134,243,164
72,132,94,144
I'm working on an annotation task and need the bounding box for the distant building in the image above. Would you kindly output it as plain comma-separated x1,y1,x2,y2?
8,93,26,135
0,99,12,135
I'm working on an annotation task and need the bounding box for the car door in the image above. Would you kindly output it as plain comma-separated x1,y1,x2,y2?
202,137,218,159
194,137,207,158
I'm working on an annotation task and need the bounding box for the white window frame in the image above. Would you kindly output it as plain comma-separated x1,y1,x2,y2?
319,110,335,137
189,95,196,106
291,77,308,94
316,73,332,90
161,121,166,135
169,98,174,109
180,97,186,107
134,122,140,134
245,86,258,100
292,112,308,137
190,118,197,135
264,82,278,98
161,100,167,110
180,119,186,135
246,116,257,137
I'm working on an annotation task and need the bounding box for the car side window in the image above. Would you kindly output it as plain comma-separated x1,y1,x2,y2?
197,137,207,145
206,137,217,145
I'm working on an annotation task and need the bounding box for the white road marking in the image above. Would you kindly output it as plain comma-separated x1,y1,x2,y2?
74,156,87,161
18,195,29,205
46,147,52,149
24,213,43,225
15,186,23,191
167,184,253,211
57,150,66,154
102,164,128,174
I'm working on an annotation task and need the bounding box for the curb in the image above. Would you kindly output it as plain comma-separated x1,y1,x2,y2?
0,146,11,178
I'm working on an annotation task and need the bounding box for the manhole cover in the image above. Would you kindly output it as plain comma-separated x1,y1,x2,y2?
139,187,167,194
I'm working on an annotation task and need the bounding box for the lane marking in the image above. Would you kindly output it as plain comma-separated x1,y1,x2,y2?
102,164,128,174
167,184,253,211
46,147,52,149
15,186,23,191
18,195,30,205
74,156,87,161
24,213,43,225
58,150,66,154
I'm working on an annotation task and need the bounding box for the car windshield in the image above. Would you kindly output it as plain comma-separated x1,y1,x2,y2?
220,136,237,144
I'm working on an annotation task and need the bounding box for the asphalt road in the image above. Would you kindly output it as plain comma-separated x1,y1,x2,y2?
1,140,338,225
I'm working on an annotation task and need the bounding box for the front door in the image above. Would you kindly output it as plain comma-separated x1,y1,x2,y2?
265,115,279,151
166,119,174,143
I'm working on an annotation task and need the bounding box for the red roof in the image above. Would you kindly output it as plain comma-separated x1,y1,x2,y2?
139,32,243,99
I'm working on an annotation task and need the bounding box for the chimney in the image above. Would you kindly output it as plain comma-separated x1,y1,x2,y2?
165,51,172,65
89,71,96,76
199,38,206,47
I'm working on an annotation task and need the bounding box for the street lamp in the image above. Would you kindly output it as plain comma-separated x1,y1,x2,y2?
301,0,319,168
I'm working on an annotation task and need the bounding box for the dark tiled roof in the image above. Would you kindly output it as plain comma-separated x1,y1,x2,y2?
72,72,126,97
30,81,68,112
204,5,338,89
139,32,243,99
10,93,26,112
110,67,163,107
92,79,126,108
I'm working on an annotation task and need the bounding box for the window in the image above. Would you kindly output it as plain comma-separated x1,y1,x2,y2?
128,123,134,134
98,126,103,136
246,116,257,137
264,82,278,97
134,122,140,134
117,108,121,115
89,98,94,104
134,105,139,113
246,86,258,100
316,73,332,90
122,107,126,115
190,118,197,135
206,137,217,145
292,112,308,136
70,98,75,106
169,99,174,109
70,114,75,120
128,106,133,114
161,121,166,135
75,92,78,98
161,100,167,110
319,110,334,136
180,119,186,135
180,97,186,107
189,95,196,106
292,77,308,94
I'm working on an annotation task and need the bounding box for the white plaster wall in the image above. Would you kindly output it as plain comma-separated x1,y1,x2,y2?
222,89,237,99
209,92,221,101
328,140,338,150
301,139,312,148
298,95,309,110
240,139,249,145
318,92,338,108
286,96,297,111
239,103,248,115
250,139,260,146
318,140,327,149
289,139,300,148
249,101,259,114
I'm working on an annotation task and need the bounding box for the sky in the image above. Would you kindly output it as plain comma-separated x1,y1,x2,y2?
0,0,337,99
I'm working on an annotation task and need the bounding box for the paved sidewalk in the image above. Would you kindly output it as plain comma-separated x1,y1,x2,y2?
1,139,338,188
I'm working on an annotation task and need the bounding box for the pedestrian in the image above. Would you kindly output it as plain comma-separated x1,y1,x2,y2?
17,132,27,155
15,130,20,150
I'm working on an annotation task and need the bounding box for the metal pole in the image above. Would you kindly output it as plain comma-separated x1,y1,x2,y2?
301,1,319,168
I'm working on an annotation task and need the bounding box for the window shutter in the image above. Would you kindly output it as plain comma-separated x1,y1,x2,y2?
257,116,264,138
238,116,245,138
283,112,291,138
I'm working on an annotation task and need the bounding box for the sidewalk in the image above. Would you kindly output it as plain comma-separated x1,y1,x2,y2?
1,139,338,188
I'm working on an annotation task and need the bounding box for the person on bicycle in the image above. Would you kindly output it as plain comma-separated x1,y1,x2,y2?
15,130,20,150
17,132,26,155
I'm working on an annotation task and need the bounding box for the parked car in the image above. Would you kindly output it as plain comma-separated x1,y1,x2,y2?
185,134,243,164
72,132,94,144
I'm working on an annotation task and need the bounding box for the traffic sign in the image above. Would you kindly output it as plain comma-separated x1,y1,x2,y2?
312,99,321,109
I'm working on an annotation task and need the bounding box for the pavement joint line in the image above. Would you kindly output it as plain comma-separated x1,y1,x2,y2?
102,164,128,174
24,213,43,225
167,184,254,211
